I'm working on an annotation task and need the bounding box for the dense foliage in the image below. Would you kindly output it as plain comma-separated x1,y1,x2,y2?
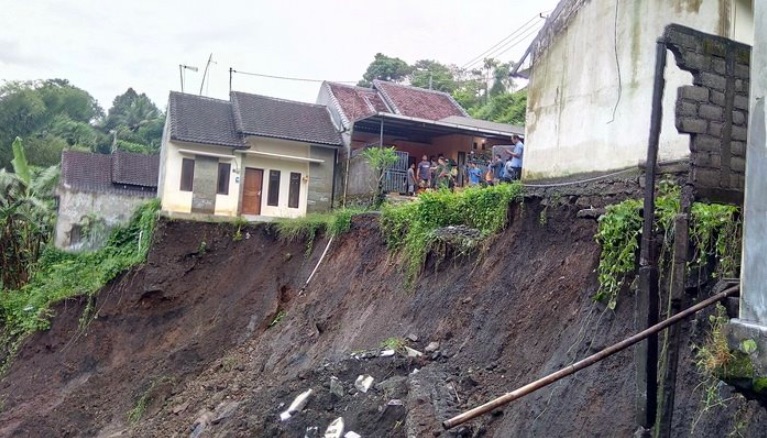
0,80,164,170
595,184,742,309
357,54,526,126
0,138,59,290
380,183,523,285
274,208,364,255
0,199,159,341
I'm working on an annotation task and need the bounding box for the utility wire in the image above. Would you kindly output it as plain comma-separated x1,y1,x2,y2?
480,23,544,63
231,69,357,84
462,21,544,72
461,11,550,69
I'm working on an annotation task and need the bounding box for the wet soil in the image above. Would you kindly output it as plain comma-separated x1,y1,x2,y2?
0,200,765,437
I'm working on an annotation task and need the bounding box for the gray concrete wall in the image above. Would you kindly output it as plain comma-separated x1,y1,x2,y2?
346,152,376,199
55,188,154,251
740,2,767,324
666,24,751,205
307,145,337,213
191,156,218,214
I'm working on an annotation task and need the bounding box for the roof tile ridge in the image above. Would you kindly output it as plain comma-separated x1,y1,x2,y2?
372,79,400,115
322,81,351,128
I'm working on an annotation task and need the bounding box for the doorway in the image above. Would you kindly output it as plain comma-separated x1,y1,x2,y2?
241,167,264,215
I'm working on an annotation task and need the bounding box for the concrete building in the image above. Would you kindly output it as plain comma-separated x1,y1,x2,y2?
55,151,158,250
317,80,523,200
514,0,754,179
159,92,342,219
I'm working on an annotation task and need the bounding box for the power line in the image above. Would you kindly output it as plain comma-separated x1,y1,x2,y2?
463,20,544,70
460,11,550,69
231,69,357,84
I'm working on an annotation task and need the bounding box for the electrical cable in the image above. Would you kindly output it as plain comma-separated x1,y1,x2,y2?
608,0,623,124
231,69,357,84
460,13,543,69
477,23,545,63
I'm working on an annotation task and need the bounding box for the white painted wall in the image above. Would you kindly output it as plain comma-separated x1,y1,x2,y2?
525,0,754,179
159,136,312,218
159,140,238,215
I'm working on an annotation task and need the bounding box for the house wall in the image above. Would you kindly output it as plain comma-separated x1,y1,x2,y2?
55,188,154,250
159,140,238,216
525,0,754,179
158,137,329,219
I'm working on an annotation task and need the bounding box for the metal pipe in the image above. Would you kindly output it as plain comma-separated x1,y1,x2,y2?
442,285,739,430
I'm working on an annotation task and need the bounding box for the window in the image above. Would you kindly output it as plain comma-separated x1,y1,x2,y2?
180,158,194,191
267,170,281,206
217,162,231,195
288,172,301,208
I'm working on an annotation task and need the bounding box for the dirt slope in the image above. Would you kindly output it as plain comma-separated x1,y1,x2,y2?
1,201,765,437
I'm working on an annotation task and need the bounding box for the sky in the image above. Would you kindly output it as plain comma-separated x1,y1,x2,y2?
0,0,560,111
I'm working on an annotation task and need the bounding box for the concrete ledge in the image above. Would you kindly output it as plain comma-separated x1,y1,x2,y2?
160,210,275,224
725,319,767,376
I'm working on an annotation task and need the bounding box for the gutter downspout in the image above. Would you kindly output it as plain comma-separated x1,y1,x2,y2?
342,123,354,208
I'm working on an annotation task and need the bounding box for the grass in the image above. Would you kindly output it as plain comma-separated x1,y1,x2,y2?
273,208,365,255
380,337,407,352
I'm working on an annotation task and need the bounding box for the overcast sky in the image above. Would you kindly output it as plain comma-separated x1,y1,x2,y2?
1,0,560,111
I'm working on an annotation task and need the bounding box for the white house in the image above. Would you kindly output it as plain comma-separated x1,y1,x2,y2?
159,92,342,219
514,0,754,179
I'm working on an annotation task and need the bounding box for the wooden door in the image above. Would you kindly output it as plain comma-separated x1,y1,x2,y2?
241,168,263,215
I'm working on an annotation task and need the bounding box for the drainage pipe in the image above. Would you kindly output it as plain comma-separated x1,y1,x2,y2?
442,285,739,430
300,236,334,293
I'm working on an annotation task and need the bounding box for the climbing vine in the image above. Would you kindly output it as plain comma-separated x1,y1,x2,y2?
595,184,741,308
380,183,523,286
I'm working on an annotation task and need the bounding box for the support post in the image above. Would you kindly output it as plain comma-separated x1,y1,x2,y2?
636,40,667,432
656,184,693,437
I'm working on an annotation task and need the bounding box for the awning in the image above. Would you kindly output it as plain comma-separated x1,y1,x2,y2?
354,112,520,144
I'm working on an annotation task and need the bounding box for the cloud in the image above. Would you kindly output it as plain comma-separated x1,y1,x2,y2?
0,40,52,68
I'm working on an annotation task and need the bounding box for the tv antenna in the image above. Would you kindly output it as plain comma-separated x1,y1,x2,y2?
179,64,198,93
199,53,217,96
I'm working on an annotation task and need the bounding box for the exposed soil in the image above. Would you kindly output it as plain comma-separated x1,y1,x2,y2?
1,200,765,437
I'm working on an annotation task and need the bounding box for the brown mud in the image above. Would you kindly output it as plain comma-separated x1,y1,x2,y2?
1,200,765,437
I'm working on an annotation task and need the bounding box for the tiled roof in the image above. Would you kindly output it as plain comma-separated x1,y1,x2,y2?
373,80,469,120
111,151,160,187
168,92,244,148
324,82,392,125
60,150,158,196
440,116,524,136
231,92,342,146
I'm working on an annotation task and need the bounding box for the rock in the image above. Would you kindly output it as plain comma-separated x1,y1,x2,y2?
280,389,313,421
324,417,345,438
172,401,189,415
387,399,404,406
344,432,362,438
406,333,419,342
425,342,440,353
305,426,319,438
330,376,344,398
461,297,472,305
211,401,239,424
354,375,374,393
405,346,423,357
376,376,408,399
380,349,396,357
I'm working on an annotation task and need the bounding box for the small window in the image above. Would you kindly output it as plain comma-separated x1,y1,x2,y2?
288,172,301,208
180,158,194,191
267,170,281,206
217,162,231,195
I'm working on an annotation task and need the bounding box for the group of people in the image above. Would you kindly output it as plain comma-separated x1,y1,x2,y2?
405,134,524,195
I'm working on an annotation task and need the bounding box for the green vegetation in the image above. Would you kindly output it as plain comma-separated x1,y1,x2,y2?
269,310,287,328
127,375,175,424
0,80,164,170
361,146,399,205
380,183,523,285
357,54,526,126
380,337,407,353
273,208,364,255
0,199,160,370
595,184,741,309
0,138,59,290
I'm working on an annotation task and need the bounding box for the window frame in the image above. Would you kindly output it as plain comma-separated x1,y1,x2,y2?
267,170,281,207
216,162,231,195
288,172,301,209
180,158,195,192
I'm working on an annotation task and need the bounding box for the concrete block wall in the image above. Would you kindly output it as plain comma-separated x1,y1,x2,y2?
665,24,751,205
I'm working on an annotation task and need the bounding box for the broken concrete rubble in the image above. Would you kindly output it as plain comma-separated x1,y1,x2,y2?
324,417,344,438
280,388,313,421
354,375,374,393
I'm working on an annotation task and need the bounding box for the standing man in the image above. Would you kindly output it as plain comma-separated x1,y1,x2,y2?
468,162,482,186
509,134,525,181
416,155,431,191
492,154,504,185
407,163,417,196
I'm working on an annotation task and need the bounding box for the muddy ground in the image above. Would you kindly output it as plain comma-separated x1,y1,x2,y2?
0,200,765,437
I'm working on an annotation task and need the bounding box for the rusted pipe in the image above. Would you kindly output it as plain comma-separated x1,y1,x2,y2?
442,285,739,430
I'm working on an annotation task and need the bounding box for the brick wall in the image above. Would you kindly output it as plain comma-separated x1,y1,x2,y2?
665,24,750,205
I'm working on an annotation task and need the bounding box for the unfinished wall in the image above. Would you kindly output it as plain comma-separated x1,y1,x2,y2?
666,24,751,204
524,0,754,180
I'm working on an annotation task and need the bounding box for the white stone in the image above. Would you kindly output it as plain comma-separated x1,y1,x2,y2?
405,346,423,357
425,342,440,353
280,389,313,421
354,375,374,393
324,417,345,438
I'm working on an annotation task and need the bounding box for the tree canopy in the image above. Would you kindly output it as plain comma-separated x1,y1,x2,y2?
357,54,526,126
0,81,165,170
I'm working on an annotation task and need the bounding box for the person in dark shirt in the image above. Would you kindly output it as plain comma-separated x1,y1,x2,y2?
416,155,431,189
